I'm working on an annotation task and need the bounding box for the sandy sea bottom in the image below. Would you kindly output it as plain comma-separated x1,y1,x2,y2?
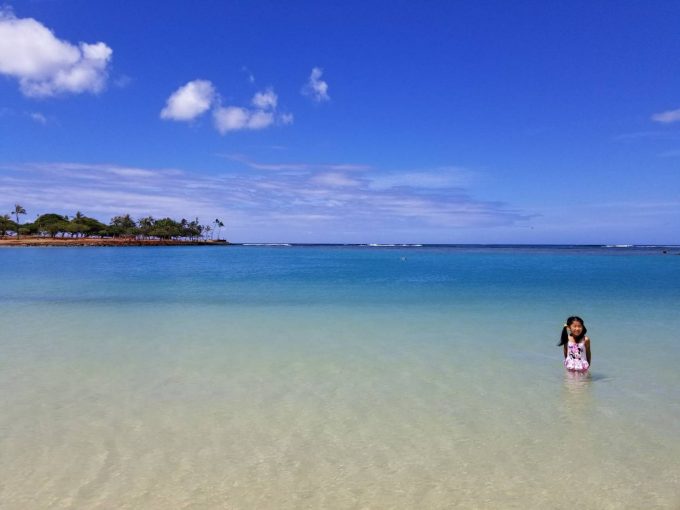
0,303,678,509
0,247,679,508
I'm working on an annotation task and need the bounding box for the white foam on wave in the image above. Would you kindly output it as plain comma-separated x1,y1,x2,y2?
242,243,292,247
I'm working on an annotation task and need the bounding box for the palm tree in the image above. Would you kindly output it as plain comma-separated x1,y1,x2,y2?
69,211,85,237
13,204,26,239
137,216,155,239
214,218,224,240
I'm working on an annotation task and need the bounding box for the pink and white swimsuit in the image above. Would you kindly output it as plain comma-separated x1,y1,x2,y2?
564,339,589,371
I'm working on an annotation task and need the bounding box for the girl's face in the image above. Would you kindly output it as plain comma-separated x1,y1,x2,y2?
568,321,584,337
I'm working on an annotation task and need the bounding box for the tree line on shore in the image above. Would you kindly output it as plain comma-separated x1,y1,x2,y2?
1,205,225,241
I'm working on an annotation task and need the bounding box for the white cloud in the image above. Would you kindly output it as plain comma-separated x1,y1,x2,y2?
159,78,291,134
651,108,680,124
252,88,277,110
302,67,330,102
160,79,216,121
213,106,247,132
247,110,274,129
212,88,290,133
215,106,249,131
0,8,112,97
213,106,275,133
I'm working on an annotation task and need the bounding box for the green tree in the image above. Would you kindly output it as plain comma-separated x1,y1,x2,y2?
109,214,138,237
35,213,69,238
67,211,85,237
18,222,38,236
66,212,107,237
81,216,108,237
185,218,203,240
0,214,18,236
137,216,155,239
149,217,181,239
65,222,85,237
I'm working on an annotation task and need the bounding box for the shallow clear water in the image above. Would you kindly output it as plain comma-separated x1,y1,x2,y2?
1,246,679,508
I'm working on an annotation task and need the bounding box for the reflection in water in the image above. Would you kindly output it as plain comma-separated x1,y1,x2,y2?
562,369,593,418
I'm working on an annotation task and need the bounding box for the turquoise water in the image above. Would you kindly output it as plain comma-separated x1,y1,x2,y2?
1,246,679,508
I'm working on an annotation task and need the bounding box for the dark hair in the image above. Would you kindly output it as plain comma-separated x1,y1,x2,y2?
558,316,587,346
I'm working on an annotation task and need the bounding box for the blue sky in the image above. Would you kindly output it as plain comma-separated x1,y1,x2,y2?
1,0,679,243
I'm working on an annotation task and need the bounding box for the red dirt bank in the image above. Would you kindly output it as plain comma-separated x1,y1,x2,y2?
0,237,228,247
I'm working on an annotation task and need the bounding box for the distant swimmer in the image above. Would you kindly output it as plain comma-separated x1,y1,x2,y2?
558,316,591,372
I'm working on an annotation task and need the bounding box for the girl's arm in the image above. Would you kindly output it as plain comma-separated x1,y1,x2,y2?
585,337,591,364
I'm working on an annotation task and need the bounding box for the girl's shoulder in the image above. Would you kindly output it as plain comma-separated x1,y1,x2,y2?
584,336,590,344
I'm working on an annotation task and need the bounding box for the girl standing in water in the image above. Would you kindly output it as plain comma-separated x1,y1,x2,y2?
559,316,591,371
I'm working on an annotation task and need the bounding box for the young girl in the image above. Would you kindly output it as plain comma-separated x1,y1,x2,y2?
559,316,591,371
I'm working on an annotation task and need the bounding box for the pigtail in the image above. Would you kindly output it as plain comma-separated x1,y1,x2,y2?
558,325,569,346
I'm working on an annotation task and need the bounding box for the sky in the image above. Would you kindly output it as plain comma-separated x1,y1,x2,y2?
1,0,679,244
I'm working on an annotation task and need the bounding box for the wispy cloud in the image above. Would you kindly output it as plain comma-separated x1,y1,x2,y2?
0,7,112,97
651,107,680,124
302,67,330,102
369,167,473,190
27,112,47,125
612,130,680,142
241,66,255,84
224,154,370,172
310,172,362,188
0,162,214,218
113,74,133,89
0,159,529,241
591,199,680,210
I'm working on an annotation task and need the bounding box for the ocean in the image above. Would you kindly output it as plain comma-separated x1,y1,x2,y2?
1,245,679,508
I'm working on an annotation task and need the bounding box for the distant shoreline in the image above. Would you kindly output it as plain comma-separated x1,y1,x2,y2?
2,238,679,252
0,237,228,247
